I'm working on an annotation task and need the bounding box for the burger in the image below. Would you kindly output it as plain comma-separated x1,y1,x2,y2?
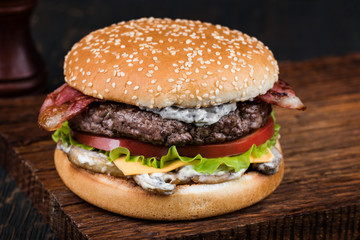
38,18,305,220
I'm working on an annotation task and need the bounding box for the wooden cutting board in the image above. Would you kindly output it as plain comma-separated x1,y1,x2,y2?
1,54,360,239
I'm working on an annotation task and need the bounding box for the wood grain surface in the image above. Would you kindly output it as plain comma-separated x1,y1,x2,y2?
0,54,360,239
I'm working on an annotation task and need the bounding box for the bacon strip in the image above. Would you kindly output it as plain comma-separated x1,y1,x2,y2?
257,79,306,110
39,79,304,132
38,84,98,131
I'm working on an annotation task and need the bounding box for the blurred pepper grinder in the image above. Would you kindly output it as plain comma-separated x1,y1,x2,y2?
0,0,46,97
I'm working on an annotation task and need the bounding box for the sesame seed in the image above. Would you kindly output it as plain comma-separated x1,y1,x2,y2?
87,83,93,87
157,85,162,91
66,18,277,108
127,81,132,85
105,89,110,93
112,82,116,88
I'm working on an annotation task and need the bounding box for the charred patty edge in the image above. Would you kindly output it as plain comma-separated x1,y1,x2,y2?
68,101,272,146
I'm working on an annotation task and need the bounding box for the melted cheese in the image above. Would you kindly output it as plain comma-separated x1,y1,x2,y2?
113,148,274,176
113,158,191,175
250,149,274,163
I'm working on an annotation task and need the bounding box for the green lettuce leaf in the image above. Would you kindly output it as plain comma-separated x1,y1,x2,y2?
52,121,95,151
53,113,280,174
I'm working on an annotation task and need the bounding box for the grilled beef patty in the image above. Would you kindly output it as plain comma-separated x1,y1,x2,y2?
68,101,271,146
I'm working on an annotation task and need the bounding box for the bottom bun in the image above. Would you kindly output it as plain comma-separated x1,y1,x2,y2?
54,146,284,220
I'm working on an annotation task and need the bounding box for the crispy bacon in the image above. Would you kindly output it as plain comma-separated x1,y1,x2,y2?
39,79,304,132
257,79,306,110
38,84,97,131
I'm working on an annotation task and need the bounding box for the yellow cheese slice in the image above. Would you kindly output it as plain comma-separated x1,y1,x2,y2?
250,148,274,163
113,157,191,176
113,148,274,176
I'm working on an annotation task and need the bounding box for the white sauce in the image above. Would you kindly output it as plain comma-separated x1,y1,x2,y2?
57,142,122,176
57,142,71,153
177,165,246,182
177,165,226,180
141,102,237,126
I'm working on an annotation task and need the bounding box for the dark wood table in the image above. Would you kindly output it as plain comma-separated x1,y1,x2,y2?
1,54,360,239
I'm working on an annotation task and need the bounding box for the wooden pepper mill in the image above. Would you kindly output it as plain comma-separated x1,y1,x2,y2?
0,0,46,97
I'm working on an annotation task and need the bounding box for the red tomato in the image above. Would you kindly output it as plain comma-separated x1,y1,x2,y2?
71,117,274,158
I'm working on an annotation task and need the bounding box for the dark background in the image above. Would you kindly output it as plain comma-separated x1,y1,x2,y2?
31,0,360,90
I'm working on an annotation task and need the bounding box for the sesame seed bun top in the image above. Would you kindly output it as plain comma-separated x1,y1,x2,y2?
64,17,279,108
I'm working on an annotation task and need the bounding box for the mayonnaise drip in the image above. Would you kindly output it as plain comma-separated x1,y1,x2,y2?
141,102,237,126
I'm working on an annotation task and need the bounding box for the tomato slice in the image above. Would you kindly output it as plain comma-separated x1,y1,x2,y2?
71,117,274,158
